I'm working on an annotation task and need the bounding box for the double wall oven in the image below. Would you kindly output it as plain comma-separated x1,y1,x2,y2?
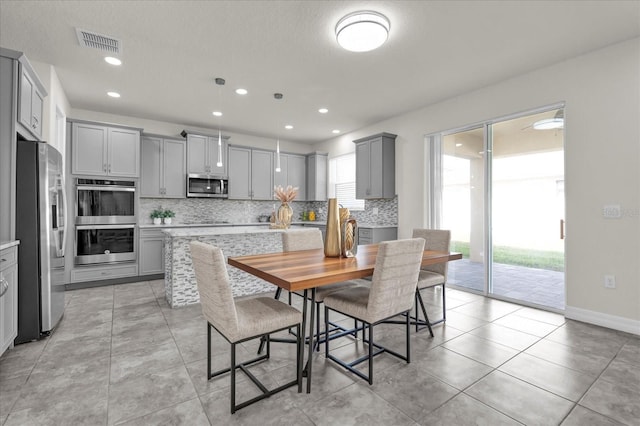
74,179,137,265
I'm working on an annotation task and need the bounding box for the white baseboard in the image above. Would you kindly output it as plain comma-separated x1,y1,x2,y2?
564,305,640,336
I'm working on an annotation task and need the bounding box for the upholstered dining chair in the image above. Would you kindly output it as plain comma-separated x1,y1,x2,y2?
190,241,303,414
323,238,426,384
281,228,360,351
411,229,451,336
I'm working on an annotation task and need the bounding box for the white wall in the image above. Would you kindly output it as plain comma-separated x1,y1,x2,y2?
313,38,640,331
67,109,311,155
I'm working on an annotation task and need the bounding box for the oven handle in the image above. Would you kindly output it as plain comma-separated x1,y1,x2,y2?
76,224,136,230
76,185,136,192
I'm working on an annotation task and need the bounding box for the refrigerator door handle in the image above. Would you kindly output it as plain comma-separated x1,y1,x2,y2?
59,176,68,257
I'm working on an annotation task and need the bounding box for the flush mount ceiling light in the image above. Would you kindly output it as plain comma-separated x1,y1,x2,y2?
533,110,564,130
104,56,121,66
335,11,390,52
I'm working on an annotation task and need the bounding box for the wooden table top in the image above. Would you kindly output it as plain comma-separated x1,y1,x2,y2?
228,244,462,292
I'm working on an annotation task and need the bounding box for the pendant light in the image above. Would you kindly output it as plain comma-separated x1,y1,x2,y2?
215,77,225,167
274,93,283,172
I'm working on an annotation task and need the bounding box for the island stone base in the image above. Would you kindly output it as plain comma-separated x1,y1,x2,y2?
163,227,293,308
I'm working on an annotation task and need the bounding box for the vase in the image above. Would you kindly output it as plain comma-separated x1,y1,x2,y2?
341,218,358,257
324,198,341,257
276,202,293,229
163,217,172,225
153,218,161,225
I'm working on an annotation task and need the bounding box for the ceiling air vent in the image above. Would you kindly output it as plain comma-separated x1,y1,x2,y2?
75,28,122,54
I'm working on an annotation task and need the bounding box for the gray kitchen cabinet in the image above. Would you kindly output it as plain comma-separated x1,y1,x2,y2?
358,226,397,245
228,146,274,200
141,135,186,198
19,66,45,140
274,153,307,201
139,228,165,275
354,132,396,199
306,152,327,201
72,122,141,177
183,130,229,176
0,245,18,357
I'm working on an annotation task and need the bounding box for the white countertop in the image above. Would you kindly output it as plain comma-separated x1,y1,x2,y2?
139,221,395,229
162,225,306,237
0,240,20,251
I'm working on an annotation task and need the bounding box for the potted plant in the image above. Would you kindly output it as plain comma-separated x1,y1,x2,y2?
162,209,175,225
150,208,164,225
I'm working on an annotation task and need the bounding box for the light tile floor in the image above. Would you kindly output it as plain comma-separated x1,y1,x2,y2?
1,280,638,425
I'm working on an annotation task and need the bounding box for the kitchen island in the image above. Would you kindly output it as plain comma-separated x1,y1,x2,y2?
162,226,304,308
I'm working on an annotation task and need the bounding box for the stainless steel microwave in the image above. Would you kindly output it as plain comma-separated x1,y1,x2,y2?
186,174,228,198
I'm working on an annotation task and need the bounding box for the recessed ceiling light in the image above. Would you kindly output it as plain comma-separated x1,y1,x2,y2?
213,111,222,117
318,108,329,114
107,91,120,98
336,11,390,52
285,125,293,130
456,143,462,147
235,88,248,95
332,129,340,134
104,56,122,66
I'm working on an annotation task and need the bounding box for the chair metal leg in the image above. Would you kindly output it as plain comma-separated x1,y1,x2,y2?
406,312,411,363
416,290,434,337
207,322,212,378
230,342,236,414
368,324,373,385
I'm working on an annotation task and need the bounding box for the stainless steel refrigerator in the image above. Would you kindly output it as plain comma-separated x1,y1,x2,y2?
15,140,67,343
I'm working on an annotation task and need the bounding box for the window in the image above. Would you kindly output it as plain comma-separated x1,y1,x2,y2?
328,153,365,210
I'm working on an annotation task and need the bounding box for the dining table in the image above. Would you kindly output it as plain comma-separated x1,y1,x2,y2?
227,243,462,393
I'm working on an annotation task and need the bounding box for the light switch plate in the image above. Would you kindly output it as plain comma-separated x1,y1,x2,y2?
603,205,621,218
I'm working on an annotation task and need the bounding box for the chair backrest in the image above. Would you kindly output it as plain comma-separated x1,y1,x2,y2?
366,238,426,322
412,229,451,279
190,241,238,338
282,228,324,252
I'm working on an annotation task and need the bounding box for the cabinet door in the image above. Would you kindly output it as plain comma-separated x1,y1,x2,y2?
139,238,164,275
0,263,17,355
355,141,370,199
208,137,228,176
163,139,186,198
251,150,274,200
141,136,163,197
18,70,33,133
108,128,140,177
228,146,251,199
369,138,384,198
72,123,108,175
306,153,327,202
186,134,208,174
287,154,306,201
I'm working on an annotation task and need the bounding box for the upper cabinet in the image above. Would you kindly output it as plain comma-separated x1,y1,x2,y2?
354,132,396,199
274,153,307,201
306,152,328,202
228,146,273,200
18,65,45,140
72,122,141,177
140,135,186,198
182,130,229,176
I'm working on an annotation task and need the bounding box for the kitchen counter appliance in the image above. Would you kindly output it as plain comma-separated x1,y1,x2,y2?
186,174,228,198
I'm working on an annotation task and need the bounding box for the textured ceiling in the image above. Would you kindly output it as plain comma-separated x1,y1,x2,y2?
1,1,638,144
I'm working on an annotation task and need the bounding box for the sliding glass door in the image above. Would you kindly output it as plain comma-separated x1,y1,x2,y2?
432,107,565,311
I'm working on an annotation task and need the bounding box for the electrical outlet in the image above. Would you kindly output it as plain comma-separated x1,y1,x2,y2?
372,207,379,215
603,205,621,218
604,275,616,289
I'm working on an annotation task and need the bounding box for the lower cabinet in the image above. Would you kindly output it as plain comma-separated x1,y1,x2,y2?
358,227,398,245
139,228,165,275
1,245,18,356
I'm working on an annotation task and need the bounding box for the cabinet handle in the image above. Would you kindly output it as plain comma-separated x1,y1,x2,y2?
1,258,6,262
108,165,111,174
0,278,8,298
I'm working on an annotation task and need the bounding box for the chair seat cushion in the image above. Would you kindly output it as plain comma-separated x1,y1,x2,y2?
230,297,302,343
323,286,371,322
294,281,361,302
417,271,445,289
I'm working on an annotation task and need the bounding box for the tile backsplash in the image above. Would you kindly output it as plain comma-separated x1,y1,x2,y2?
139,197,397,226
